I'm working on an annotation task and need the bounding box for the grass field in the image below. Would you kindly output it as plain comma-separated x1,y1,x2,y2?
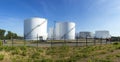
0,42,120,62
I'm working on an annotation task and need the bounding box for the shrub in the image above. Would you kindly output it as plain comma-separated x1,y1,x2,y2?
113,42,119,45
0,41,3,46
12,58,32,62
33,59,41,62
0,54,4,60
0,46,3,51
115,54,120,57
66,58,76,62
89,58,112,62
34,59,53,62
115,46,120,50
31,52,40,59
4,46,17,52
19,46,27,51
96,59,112,62
46,49,56,55
37,48,43,53
69,53,88,62
11,48,21,55
21,51,26,56
100,51,107,54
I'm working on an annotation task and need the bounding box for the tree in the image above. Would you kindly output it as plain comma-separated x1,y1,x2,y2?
5,31,18,39
12,33,18,39
6,31,12,39
0,29,6,40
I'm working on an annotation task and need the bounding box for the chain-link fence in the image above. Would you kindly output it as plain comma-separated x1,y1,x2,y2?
1,35,114,47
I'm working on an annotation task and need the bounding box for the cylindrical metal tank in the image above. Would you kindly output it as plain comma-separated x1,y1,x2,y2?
24,17,47,40
95,30,111,39
48,27,54,40
55,22,75,40
79,31,94,38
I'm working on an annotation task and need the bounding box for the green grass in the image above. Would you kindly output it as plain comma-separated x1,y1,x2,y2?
0,54,4,60
0,42,120,62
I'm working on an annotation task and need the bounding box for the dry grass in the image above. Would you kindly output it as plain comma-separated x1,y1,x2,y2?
0,42,120,62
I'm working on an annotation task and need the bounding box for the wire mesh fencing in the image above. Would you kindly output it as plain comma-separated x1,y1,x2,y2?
2,36,113,47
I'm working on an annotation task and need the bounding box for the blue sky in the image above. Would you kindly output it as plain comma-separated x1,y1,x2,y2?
0,0,120,36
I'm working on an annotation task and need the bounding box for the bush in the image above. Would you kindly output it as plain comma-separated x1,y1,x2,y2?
96,59,112,62
34,59,53,62
12,48,21,55
19,46,27,51
4,46,17,52
0,41,3,46
21,51,26,56
12,58,33,62
0,54,4,60
31,52,40,59
113,42,119,45
116,54,120,57
92,58,112,62
0,47,3,51
66,58,76,62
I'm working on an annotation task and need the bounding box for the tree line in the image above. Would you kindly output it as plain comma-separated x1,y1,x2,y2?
111,36,120,42
0,29,22,40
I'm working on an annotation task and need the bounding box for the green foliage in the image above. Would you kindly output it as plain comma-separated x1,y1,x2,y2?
19,46,27,51
6,31,18,39
115,54,120,57
88,58,113,62
69,53,88,61
78,46,101,53
0,47,3,51
1,43,120,62
111,37,120,41
0,29,20,40
0,41,3,46
0,54,4,60
4,46,17,52
31,52,41,59
34,59,53,62
65,58,76,62
113,42,119,45
94,58,112,62
0,29,6,40
21,51,27,56
12,48,21,55
12,58,33,62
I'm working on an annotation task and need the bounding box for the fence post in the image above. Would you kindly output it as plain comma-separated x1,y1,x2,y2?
110,38,112,44
24,40,26,46
94,38,96,45
1,41,4,46
51,39,52,48
24,37,26,46
37,34,38,48
11,36,13,47
63,35,66,46
76,36,79,47
106,38,107,44
61,35,67,46
100,38,102,45
86,36,88,46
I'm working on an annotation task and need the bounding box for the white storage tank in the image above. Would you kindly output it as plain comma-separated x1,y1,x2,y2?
24,17,47,40
48,27,54,40
79,31,94,38
55,22,75,40
95,30,111,39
